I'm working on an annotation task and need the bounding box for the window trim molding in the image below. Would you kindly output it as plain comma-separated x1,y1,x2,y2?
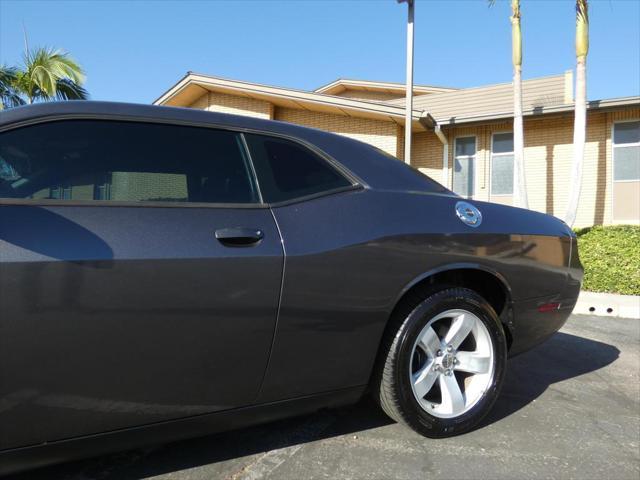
238,133,264,204
0,116,363,209
489,130,515,198
0,197,273,209
452,135,477,198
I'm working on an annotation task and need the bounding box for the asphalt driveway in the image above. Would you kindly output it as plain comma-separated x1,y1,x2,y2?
7,314,640,480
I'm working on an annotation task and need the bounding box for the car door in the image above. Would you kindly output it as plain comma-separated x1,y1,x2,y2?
241,133,384,403
0,119,283,450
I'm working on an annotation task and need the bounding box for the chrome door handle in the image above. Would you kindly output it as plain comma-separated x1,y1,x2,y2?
215,227,264,247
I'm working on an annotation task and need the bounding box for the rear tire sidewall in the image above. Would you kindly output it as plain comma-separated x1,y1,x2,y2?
394,289,507,437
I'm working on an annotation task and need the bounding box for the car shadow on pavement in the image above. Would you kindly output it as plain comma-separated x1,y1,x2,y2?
481,331,620,427
8,331,620,480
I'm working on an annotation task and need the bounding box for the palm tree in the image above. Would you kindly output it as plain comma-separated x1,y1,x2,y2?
489,0,528,209
14,47,88,104
0,65,24,110
565,0,589,226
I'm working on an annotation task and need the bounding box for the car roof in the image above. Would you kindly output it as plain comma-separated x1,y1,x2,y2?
0,101,447,194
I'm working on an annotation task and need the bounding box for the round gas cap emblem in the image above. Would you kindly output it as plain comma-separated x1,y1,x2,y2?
455,201,482,228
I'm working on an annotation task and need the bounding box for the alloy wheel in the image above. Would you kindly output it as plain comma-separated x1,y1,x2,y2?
409,309,495,419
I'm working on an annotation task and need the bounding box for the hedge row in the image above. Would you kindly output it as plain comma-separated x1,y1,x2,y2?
575,225,640,296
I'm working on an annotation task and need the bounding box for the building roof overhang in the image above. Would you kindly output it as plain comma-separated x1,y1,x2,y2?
313,78,457,96
154,73,435,131
436,96,640,126
154,73,638,132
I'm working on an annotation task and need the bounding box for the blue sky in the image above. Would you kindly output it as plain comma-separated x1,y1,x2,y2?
1,0,638,104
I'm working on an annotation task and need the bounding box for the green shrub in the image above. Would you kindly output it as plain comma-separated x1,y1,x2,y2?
575,225,640,296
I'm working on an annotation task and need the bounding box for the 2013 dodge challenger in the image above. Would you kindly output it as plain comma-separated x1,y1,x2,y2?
0,102,582,474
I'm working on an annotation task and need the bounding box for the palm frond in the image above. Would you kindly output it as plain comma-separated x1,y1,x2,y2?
575,0,589,58
576,0,589,23
50,50,85,84
0,91,25,109
55,78,89,101
0,65,26,109
0,65,19,86
30,64,58,96
21,46,87,101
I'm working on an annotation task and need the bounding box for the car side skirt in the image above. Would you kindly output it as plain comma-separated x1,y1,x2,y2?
0,386,365,476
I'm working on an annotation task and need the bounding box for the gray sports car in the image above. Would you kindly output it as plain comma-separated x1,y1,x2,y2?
0,102,582,474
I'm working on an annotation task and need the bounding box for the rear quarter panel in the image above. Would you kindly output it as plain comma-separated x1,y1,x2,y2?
259,188,573,402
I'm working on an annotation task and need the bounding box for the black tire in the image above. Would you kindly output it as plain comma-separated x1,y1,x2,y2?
373,286,507,438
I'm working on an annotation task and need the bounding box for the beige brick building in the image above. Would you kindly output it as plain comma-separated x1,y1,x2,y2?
155,72,640,228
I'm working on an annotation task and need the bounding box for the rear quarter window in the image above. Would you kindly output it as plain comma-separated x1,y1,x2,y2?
372,147,450,194
244,134,353,203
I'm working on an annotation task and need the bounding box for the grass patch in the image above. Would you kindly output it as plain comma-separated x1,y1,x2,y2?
575,225,640,296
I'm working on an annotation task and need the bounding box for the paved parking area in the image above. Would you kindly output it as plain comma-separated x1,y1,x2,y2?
8,314,640,480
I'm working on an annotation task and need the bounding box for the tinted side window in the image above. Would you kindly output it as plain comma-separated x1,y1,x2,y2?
245,134,352,203
0,120,258,204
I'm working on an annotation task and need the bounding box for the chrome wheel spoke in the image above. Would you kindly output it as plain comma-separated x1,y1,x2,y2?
454,351,491,374
444,313,474,349
418,326,441,357
439,374,465,414
410,308,494,419
412,362,439,399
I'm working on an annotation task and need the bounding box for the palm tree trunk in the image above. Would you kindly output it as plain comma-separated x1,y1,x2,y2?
511,0,528,209
565,57,586,226
513,64,527,209
565,0,589,226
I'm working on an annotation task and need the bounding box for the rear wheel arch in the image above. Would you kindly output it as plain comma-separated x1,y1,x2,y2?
392,264,512,317
378,266,514,364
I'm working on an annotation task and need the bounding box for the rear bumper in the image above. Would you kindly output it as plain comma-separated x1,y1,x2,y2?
508,295,576,357
508,237,583,357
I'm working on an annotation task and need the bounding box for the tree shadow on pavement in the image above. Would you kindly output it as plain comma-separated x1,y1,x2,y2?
7,331,619,480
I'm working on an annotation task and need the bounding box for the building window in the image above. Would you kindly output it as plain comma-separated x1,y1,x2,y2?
491,132,514,196
49,184,73,200
94,173,112,200
613,121,640,182
453,136,476,198
612,121,640,222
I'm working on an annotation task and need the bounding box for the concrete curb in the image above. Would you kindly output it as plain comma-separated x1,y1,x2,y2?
573,291,640,319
